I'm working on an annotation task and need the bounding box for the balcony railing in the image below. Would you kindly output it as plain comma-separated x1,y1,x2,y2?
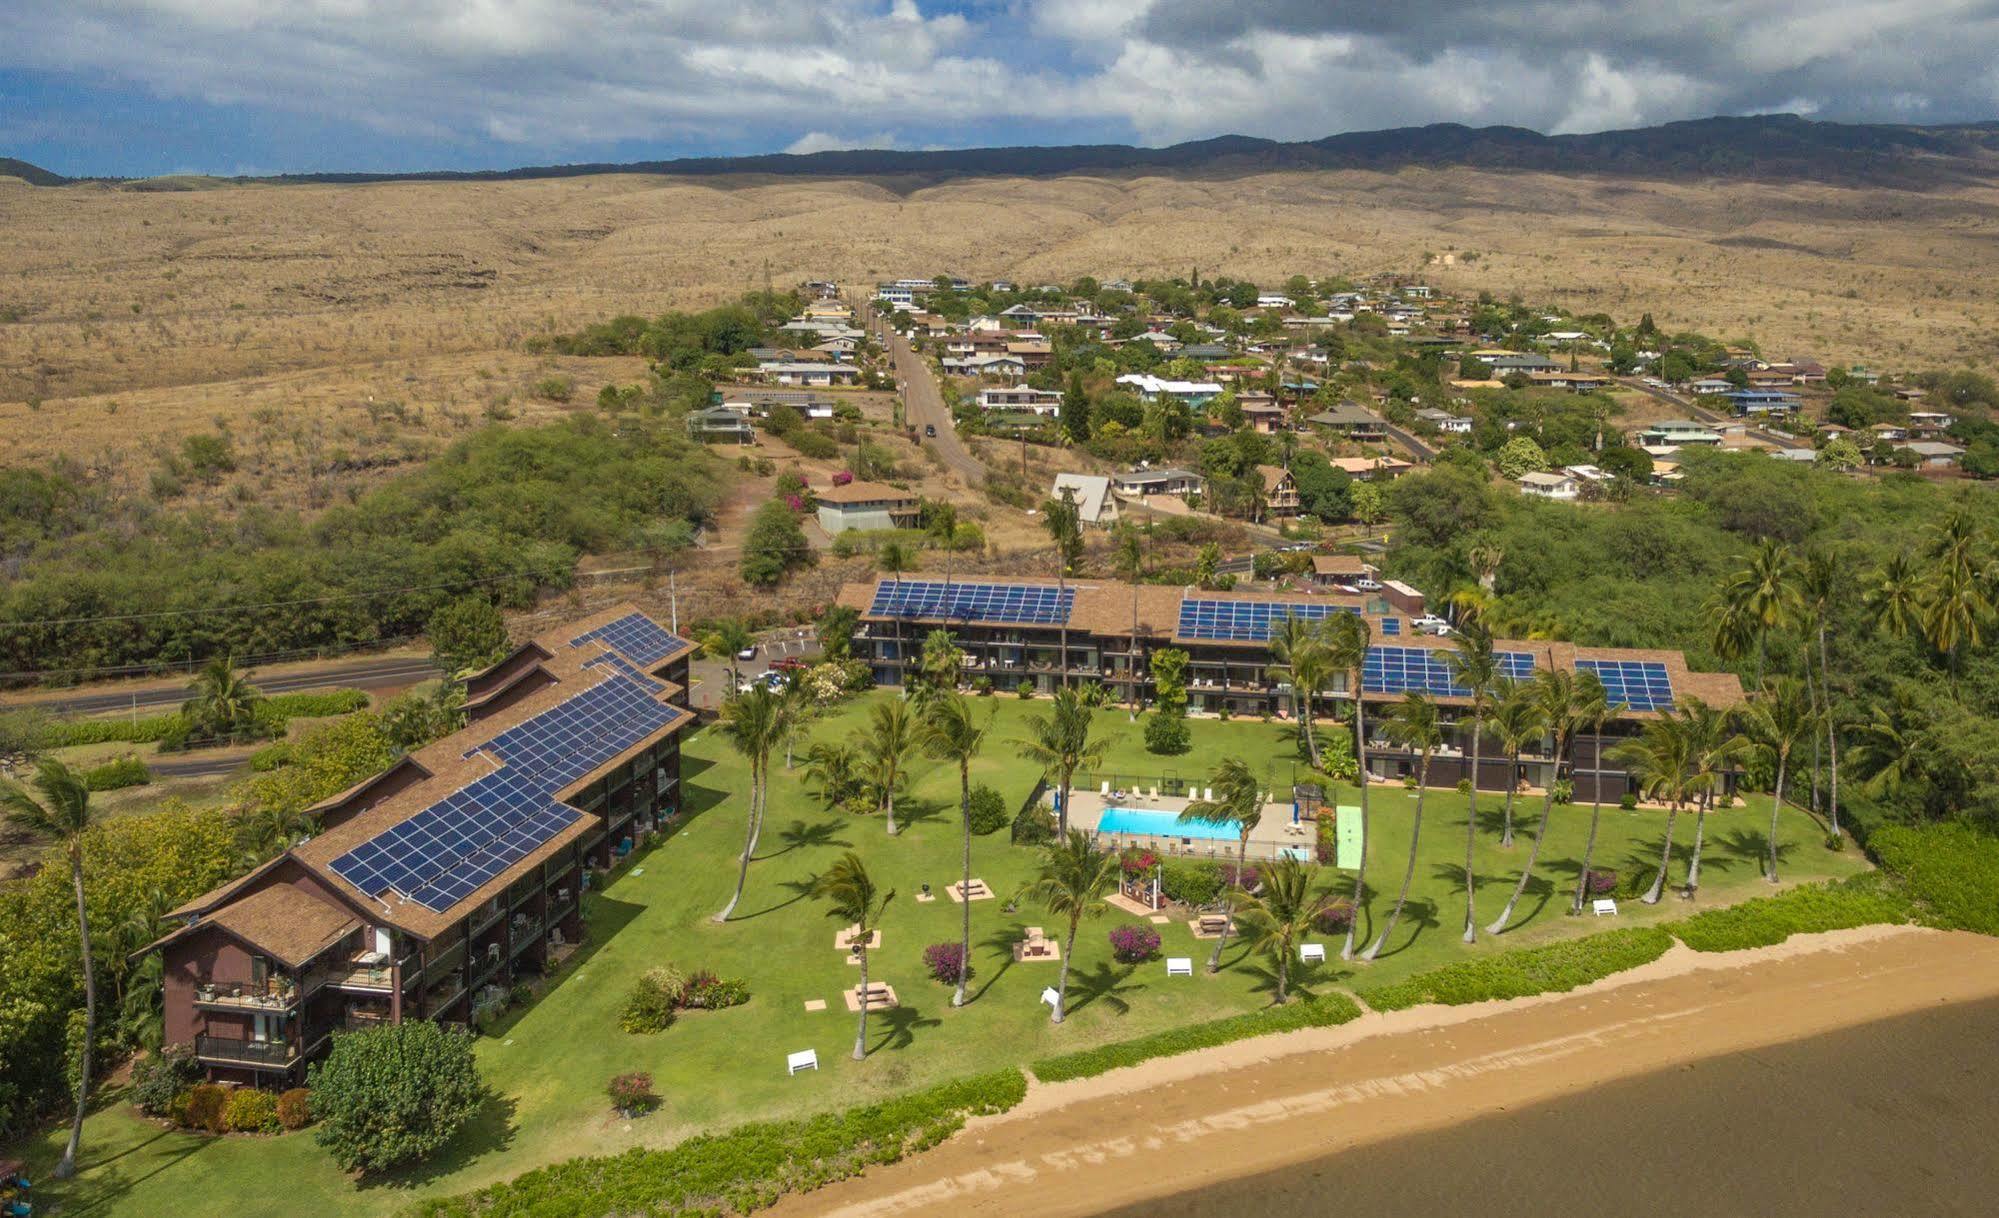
195,1034,298,1068
423,940,468,979
192,978,299,1012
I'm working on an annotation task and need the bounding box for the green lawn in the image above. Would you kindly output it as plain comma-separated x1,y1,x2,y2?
18,694,1868,1216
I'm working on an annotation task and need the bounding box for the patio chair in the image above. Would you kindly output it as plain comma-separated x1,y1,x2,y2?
1203,788,1213,802
787,1049,819,1075
1166,957,1194,977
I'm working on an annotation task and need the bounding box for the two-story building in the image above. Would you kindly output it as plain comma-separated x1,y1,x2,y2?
815,481,921,534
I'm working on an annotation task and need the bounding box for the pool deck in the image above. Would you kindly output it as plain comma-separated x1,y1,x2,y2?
1065,790,1317,861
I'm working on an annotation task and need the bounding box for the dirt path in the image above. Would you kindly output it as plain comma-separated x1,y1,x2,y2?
775,926,1999,1218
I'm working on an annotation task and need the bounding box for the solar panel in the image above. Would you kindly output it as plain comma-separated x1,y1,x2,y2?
1576,659,1674,712
1363,646,1536,697
570,612,685,667
870,580,1075,624
1176,599,1360,642
330,664,685,912
1379,617,1401,636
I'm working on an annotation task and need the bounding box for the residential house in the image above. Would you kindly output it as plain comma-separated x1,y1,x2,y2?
1907,411,1955,436
685,406,754,444
1688,378,1736,396
1310,554,1378,591
1639,420,1724,448
1903,441,1966,469
1328,455,1413,481
1526,371,1609,393
1305,400,1389,442
1258,465,1300,518
1725,389,1802,418
1051,474,1119,527
1115,373,1223,408
1414,407,1473,434
1111,467,1204,499
1518,471,1580,500
760,362,858,388
942,354,1028,380
1239,399,1287,434
814,481,921,534
977,386,1063,416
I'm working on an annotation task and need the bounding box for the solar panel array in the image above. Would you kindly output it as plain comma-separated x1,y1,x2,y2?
1576,659,1674,712
569,612,685,667
1364,646,1536,696
330,662,683,912
1177,599,1358,642
1379,618,1401,636
871,580,1074,624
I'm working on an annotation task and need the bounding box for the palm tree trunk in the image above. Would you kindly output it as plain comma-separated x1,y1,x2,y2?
1500,752,1518,847
1302,689,1322,770
1128,585,1141,721
1053,913,1080,1023
715,758,762,921
57,845,93,1179
1276,935,1291,1003
1057,568,1069,692
1207,832,1249,973
1572,734,1606,915
1342,688,1370,961
954,764,972,1007
1057,770,1072,838
1462,719,1481,943
852,945,870,1061
1768,751,1787,883
1821,624,1841,839
1363,756,1427,961
1684,790,1711,900
884,782,897,836
1489,764,1557,934
1643,805,1679,904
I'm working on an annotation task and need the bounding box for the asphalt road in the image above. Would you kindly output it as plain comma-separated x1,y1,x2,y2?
1617,377,1792,447
148,754,254,780
10,655,441,715
861,301,988,486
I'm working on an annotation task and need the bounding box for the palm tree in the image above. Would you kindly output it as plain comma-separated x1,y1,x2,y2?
1488,676,1545,849
811,852,894,1060
182,656,264,742
1363,692,1441,961
1739,677,1814,884
1291,643,1337,772
2,759,100,1178
1714,540,1800,687
914,627,964,710
1679,696,1748,901
1322,611,1374,961
1178,757,1264,973
1866,550,1923,641
1850,690,1924,800
1270,614,1321,763
817,605,861,662
1487,669,1583,934
1442,622,1500,943
714,688,783,922
1231,856,1334,1003
1042,490,1084,690
1017,688,1107,838
859,699,916,835
1923,564,1989,680
778,678,816,770
1799,547,1842,840
1610,710,1695,904
1567,672,1622,916
920,694,992,1007
1021,830,1122,1022
1112,522,1145,718
877,540,916,684
708,619,756,695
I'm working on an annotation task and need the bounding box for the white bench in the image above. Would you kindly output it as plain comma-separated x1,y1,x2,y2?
1166,957,1194,977
1299,943,1326,963
1593,898,1619,917
1041,986,1061,1010
786,1049,819,1075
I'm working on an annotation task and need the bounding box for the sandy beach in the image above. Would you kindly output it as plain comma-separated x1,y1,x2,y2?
774,926,1999,1217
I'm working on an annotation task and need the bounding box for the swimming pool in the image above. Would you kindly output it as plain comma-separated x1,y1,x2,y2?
1095,806,1240,841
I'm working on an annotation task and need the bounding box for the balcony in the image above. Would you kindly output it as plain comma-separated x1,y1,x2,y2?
195,1034,299,1069
192,978,299,1013
423,940,468,979
314,957,397,993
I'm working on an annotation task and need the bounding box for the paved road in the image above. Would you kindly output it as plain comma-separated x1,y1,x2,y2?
860,301,987,486
149,754,254,780
1380,419,1437,461
1616,377,1792,448
10,655,440,715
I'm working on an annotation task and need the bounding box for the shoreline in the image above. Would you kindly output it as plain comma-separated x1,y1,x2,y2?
775,925,1999,1217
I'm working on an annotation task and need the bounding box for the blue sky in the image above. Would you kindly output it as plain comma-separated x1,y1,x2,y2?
6,1,1996,178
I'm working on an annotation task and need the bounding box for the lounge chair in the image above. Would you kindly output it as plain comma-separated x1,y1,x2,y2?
1203,788,1213,802
1101,781,1111,796
787,1049,819,1075
1166,957,1194,977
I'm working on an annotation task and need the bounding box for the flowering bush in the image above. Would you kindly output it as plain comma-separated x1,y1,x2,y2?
1584,869,1619,896
1315,816,1336,865
608,1071,659,1116
1313,898,1356,934
1120,848,1160,877
1224,863,1262,892
682,971,752,1010
923,941,971,984
832,469,854,486
1108,924,1162,963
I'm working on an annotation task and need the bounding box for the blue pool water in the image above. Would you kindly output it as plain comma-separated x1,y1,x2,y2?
1095,806,1239,841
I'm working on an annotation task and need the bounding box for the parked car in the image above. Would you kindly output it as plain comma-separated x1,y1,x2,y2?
737,645,757,661
770,656,808,673
924,423,937,437
1411,615,1452,635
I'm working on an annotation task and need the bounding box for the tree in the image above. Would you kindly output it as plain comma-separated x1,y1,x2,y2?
1442,623,1500,943
309,1021,483,1174
913,627,964,709
740,499,811,586
859,699,916,834
1,760,99,1178
706,618,755,693
1740,678,1814,884
1349,481,1387,527
1269,614,1324,766
1487,670,1583,934
714,687,785,921
1798,548,1844,839
1495,436,1548,480
1042,490,1084,689
1017,688,1107,838
426,596,510,676
1232,856,1334,1003
1612,711,1695,904
1144,648,1191,754
1713,539,1801,686
1679,696,1748,900
1364,693,1441,961
803,740,862,807
1567,672,1622,916
1815,435,1863,471
1322,611,1374,961
1178,757,1264,973
1022,830,1122,1022
1488,676,1544,848
811,852,894,1060
1867,551,1924,641
921,694,993,1007
181,656,264,742
817,605,860,662
1112,523,1146,718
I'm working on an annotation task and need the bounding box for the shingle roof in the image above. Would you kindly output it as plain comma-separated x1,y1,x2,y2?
206,885,360,969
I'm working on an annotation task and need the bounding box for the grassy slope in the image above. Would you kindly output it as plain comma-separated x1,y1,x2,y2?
21,695,1867,1216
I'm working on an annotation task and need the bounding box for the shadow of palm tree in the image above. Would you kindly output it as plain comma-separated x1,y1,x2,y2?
968,925,1024,1002
1714,827,1797,878
1427,862,1511,896
1368,898,1439,959
893,797,952,831
733,874,820,921
869,1004,943,1054
756,818,850,861
1065,960,1144,1016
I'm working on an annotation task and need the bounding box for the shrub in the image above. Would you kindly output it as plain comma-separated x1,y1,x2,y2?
607,1071,658,1116
1120,848,1160,877
224,1087,282,1134
532,375,574,402
1144,713,1190,755
276,1088,313,1131
1669,875,1913,953
681,972,750,1010
1313,898,1356,934
966,784,1010,835
1032,995,1363,1083
1315,815,1337,864
1108,924,1161,963
131,1044,199,1117
184,1082,230,1133
620,967,687,1033
922,942,970,985
82,755,151,792
1552,778,1574,805
412,1069,1028,1218
1224,863,1261,892
1159,860,1223,907
1011,800,1056,846
309,1022,485,1174
165,1090,194,1128
1872,822,1999,935
1016,680,1035,699
1584,868,1619,896
1619,792,1639,810
1362,927,1676,1011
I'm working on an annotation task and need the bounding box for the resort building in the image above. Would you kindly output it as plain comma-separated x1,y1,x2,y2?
145,607,696,1087
837,575,1742,802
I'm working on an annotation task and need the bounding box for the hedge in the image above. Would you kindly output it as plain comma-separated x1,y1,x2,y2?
81,756,151,791
1360,927,1676,1012
1872,822,1999,936
1031,994,1363,1084
411,1068,1028,1218
34,689,371,749
1667,875,1913,953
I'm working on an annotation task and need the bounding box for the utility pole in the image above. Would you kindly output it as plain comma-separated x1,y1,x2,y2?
668,571,679,636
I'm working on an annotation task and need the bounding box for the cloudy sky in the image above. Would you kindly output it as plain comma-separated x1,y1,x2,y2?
6,0,1997,177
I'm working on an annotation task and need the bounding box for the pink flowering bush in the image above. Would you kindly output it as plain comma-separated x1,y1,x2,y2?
923,941,971,984
1108,924,1162,963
